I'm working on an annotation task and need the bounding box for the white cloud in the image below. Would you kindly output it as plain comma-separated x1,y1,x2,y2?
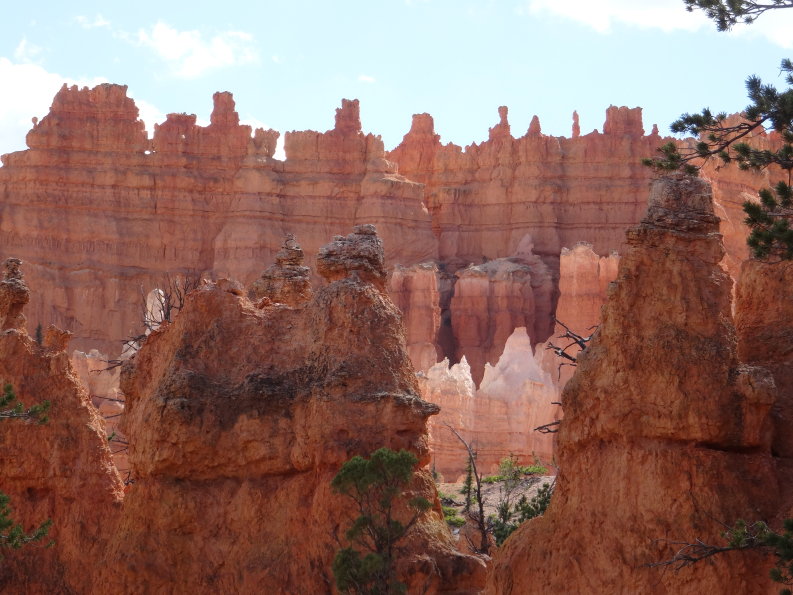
132,97,166,136
525,0,793,47
13,38,44,64
135,22,259,78
526,0,709,34
727,11,793,49
358,74,376,83
74,14,110,29
0,58,107,157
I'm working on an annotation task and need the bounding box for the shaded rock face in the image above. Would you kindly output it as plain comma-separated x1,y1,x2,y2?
487,175,778,594
450,235,553,387
0,257,29,331
99,227,486,593
70,348,128,476
736,260,793,527
388,262,442,371
736,260,793,460
0,262,124,593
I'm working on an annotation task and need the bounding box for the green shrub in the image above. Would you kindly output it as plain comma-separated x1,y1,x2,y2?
331,448,430,594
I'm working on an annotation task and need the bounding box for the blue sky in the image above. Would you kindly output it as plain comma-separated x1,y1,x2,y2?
2,1,793,158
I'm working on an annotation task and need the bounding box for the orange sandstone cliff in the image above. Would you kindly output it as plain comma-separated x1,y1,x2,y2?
487,176,779,594
0,85,436,357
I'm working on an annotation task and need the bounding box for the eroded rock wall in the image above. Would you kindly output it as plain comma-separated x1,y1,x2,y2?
422,327,557,480
387,106,662,266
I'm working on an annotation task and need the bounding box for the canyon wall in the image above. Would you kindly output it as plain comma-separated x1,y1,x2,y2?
0,85,436,357
0,83,777,492
422,327,557,481
1,84,694,370
487,175,779,593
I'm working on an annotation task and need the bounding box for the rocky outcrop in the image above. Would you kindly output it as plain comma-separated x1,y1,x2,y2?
248,233,312,307
0,260,124,593
387,106,668,268
700,118,787,280
735,259,793,529
488,175,778,593
0,258,29,331
97,226,485,593
0,237,488,593
736,259,793,460
71,348,128,475
0,84,775,382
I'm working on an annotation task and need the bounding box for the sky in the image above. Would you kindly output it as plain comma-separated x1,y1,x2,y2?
2,0,793,160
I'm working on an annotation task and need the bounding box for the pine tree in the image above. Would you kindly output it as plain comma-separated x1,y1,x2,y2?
644,2,793,260
460,457,475,514
0,384,51,560
331,448,431,594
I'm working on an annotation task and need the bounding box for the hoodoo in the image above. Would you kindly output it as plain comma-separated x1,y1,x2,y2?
487,175,779,593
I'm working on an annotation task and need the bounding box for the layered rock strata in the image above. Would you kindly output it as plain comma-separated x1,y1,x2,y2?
0,84,436,356
449,235,553,386
488,176,778,593
387,106,662,267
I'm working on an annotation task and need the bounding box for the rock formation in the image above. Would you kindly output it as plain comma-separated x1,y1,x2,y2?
387,106,664,268
449,235,553,386
488,175,778,593
538,243,620,387
736,260,793,461
388,263,442,371
96,226,485,593
0,231,488,592
0,260,124,593
248,233,312,307
735,259,793,530
423,328,557,480
70,349,128,475
0,84,436,356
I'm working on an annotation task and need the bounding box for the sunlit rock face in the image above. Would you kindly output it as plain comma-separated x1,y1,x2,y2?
0,83,774,385
423,327,557,480
388,262,442,372
387,105,662,268
0,84,436,356
487,175,779,594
